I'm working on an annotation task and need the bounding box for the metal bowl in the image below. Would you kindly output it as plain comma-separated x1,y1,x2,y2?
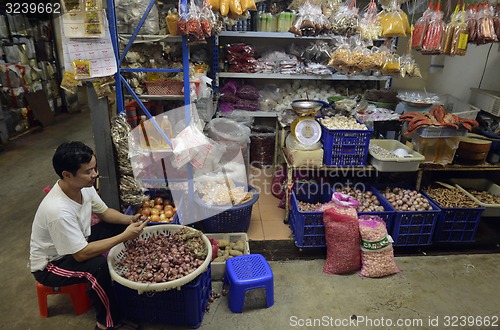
291,100,324,114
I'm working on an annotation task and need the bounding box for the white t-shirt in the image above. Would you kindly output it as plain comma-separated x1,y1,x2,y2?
29,181,108,272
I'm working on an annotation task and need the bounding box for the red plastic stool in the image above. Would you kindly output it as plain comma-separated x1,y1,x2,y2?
36,282,91,318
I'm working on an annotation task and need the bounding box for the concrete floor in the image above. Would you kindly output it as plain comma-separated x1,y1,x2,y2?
1,110,500,330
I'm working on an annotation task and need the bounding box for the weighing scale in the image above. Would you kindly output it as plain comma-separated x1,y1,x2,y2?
289,100,323,146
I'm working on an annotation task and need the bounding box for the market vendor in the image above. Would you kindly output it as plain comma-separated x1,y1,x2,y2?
29,141,147,330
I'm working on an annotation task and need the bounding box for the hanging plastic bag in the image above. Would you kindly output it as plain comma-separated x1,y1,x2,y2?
378,0,409,37
331,0,359,36
240,0,256,12
220,0,230,16
421,2,445,54
477,3,498,44
359,0,382,40
381,52,400,75
466,5,478,43
229,0,243,16
412,2,434,50
450,4,469,56
441,5,459,56
186,1,204,40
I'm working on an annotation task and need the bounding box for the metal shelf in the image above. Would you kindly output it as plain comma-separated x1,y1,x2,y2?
118,34,182,44
125,93,184,101
218,31,334,39
218,72,392,81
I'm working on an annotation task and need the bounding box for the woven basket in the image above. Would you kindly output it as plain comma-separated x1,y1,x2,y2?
107,224,212,293
146,80,200,96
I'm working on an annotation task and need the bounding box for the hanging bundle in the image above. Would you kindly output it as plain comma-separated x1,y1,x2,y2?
421,0,445,54
359,0,382,40
412,2,434,50
377,0,411,38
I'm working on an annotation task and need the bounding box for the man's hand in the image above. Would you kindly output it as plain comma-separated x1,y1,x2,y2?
122,219,148,241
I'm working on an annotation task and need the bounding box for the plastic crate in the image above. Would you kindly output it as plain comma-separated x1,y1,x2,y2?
113,265,211,328
411,135,461,165
421,192,485,242
319,119,372,166
197,185,259,233
374,186,440,246
470,88,500,117
450,178,500,218
290,183,394,248
205,233,249,280
439,94,481,119
369,139,425,172
289,184,331,248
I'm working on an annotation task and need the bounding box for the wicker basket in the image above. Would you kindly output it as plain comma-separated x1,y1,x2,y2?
107,224,212,293
146,80,200,96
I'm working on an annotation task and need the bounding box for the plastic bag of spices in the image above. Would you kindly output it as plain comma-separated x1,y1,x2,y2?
358,215,399,278
477,3,498,44
359,0,382,41
321,193,361,275
412,2,434,50
466,5,478,43
450,5,469,56
378,0,410,38
421,3,445,54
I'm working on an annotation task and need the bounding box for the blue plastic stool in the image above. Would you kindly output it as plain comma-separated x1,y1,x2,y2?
223,254,274,313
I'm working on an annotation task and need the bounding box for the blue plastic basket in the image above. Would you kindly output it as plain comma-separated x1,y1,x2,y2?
374,186,440,246
421,192,485,242
290,183,394,248
289,183,332,248
319,117,372,166
113,265,211,328
197,185,259,233
354,185,395,230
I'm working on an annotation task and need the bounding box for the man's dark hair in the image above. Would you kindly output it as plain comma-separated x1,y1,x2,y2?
52,142,94,179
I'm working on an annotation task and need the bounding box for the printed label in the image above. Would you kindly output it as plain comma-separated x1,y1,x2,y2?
361,236,390,250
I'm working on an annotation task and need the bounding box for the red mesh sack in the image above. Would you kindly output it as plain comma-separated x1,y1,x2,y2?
322,198,361,275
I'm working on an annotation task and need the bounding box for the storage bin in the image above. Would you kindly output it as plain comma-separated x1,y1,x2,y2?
450,178,500,218
374,186,440,246
369,139,425,172
205,233,250,280
411,135,461,165
439,94,481,119
250,125,275,168
197,185,259,233
319,119,372,166
421,192,484,242
290,183,393,248
289,183,332,248
470,88,500,117
107,225,212,327
113,266,211,328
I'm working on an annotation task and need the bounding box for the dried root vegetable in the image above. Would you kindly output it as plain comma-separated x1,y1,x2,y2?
467,190,500,204
423,184,479,208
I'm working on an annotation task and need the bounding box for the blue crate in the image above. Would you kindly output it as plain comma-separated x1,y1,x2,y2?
374,186,440,246
290,183,394,248
351,185,395,231
289,183,332,248
113,265,211,328
319,118,372,166
421,192,485,242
